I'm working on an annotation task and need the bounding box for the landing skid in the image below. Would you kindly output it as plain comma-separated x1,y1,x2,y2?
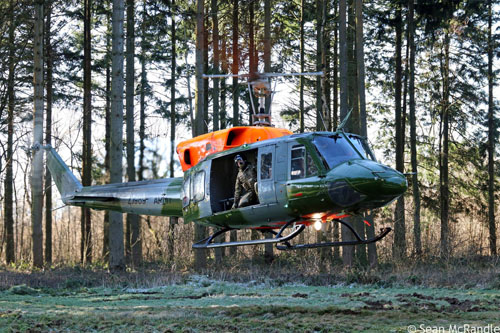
276,219,391,250
191,218,391,250
192,220,304,249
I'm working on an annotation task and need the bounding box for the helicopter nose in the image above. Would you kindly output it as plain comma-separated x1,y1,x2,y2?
345,160,407,197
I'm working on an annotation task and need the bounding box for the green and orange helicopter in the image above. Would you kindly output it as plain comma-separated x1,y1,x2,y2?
44,72,407,250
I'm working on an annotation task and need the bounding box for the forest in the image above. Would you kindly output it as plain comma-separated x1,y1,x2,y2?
0,0,499,273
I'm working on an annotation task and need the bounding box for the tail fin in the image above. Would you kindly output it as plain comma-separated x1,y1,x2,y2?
43,146,83,202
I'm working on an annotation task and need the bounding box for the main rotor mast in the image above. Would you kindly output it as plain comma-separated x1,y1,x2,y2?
203,71,324,127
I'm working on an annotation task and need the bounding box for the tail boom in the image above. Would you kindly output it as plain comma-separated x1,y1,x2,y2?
44,146,183,217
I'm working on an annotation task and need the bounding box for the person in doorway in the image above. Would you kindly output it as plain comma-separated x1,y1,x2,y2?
232,154,258,209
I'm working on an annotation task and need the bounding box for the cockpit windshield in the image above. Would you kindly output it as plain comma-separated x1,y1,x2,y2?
348,135,377,161
313,135,362,169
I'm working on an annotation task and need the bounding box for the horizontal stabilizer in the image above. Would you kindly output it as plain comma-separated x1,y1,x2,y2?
44,146,83,202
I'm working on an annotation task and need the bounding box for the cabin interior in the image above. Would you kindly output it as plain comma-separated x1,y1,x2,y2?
210,149,258,213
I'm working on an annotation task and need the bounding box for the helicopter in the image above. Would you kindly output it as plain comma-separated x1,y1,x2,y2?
43,72,407,250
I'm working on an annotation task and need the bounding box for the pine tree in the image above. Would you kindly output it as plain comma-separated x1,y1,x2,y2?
109,0,125,270
487,0,497,257
32,0,45,268
81,0,93,264
44,0,54,264
393,3,406,260
408,0,421,257
125,0,141,266
4,0,16,264
194,0,207,270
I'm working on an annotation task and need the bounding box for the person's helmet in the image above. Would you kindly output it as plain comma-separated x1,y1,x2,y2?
234,154,245,164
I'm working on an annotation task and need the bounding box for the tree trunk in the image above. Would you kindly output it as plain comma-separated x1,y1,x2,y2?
167,217,177,261
260,0,274,260
339,0,348,120
194,0,207,270
408,0,421,257
487,0,497,257
138,1,147,183
339,0,352,267
332,2,340,261
323,0,331,131
333,0,338,134
82,0,93,265
170,0,177,177
220,37,227,130
393,5,406,261
264,0,271,113
110,0,125,270
4,0,16,264
249,0,257,121
355,0,366,138
211,0,220,131
347,0,358,132
439,32,450,258
355,0,371,267
204,7,209,131
103,1,112,260
45,0,53,265
211,0,224,263
32,0,44,268
232,0,239,126
126,0,141,266
228,0,239,255
299,0,305,133
316,0,323,131
346,0,361,266
186,46,195,137
316,0,328,263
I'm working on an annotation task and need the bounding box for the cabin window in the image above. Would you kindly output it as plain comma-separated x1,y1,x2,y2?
290,145,318,180
260,152,272,180
182,176,191,207
193,171,205,202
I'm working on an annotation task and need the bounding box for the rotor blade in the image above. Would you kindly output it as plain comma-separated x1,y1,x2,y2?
202,73,250,79
202,72,324,80
259,71,324,78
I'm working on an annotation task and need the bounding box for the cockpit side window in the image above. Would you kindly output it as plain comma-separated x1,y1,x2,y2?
182,176,191,207
290,145,318,179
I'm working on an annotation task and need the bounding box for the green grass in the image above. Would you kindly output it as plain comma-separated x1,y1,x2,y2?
1,275,499,332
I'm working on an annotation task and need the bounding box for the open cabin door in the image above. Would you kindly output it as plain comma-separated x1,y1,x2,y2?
257,145,277,204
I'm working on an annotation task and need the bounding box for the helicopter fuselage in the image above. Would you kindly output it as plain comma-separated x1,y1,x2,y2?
45,130,407,232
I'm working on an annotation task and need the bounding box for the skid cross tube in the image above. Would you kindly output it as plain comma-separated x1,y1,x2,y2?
276,219,392,250
192,220,305,249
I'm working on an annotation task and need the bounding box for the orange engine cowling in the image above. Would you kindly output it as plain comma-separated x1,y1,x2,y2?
176,126,292,171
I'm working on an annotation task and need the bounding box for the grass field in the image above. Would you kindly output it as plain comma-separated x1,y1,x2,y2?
1,270,499,332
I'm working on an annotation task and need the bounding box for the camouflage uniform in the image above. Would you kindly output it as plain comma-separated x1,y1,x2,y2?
233,163,258,208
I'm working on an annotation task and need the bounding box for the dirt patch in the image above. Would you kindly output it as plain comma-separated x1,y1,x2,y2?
395,293,489,313
363,299,392,310
341,292,371,298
